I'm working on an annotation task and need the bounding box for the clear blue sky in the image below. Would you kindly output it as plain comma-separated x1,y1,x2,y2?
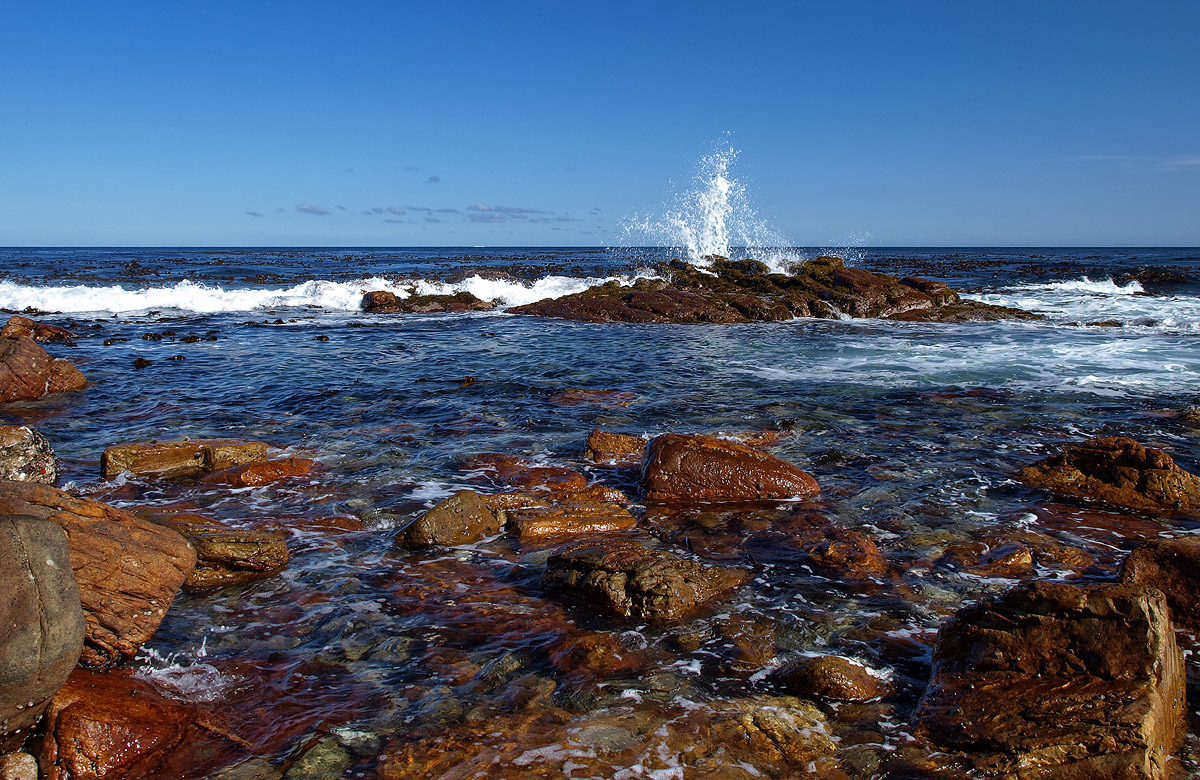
2,1,1197,247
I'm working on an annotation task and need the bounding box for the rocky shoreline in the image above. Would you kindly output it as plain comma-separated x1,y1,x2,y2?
2,299,1199,779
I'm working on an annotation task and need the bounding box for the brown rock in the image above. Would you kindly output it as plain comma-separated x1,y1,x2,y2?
466,453,589,494
478,492,553,515
548,631,647,678
35,669,197,780
153,513,289,590
47,360,86,394
0,516,85,752
550,388,637,407
0,336,52,402
641,433,819,503
542,538,751,622
510,501,637,542
0,425,56,483
0,753,37,780
1122,538,1200,628
101,439,269,480
0,480,195,667
584,429,647,467
553,483,629,505
1017,437,1200,515
913,581,1185,779
361,290,402,313
0,315,74,343
776,655,890,702
793,527,888,578
399,490,503,549
201,457,315,487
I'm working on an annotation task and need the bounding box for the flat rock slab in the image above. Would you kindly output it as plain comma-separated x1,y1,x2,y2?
641,433,819,503
542,538,751,622
510,501,637,542
913,581,1185,779
153,513,289,590
1122,538,1200,628
101,439,269,480
0,480,195,667
1017,437,1200,515
584,429,647,467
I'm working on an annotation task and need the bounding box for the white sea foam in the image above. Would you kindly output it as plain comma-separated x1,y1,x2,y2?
0,272,649,316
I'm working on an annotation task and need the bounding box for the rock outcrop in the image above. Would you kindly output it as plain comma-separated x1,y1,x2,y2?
151,513,289,590
0,480,195,667
0,516,85,752
1122,537,1200,628
913,581,1185,779
0,425,57,483
0,315,74,343
0,332,85,403
542,538,751,622
100,438,269,480
641,433,819,503
511,256,1038,324
361,290,494,314
1017,437,1200,515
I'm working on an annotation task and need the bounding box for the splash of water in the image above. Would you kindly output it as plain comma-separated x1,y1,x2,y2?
627,144,799,273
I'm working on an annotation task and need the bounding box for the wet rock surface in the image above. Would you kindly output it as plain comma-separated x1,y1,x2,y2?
776,655,890,702
542,538,752,622
1018,436,1200,515
361,289,494,313
151,513,290,589
0,334,84,403
101,438,269,480
913,581,1185,778
0,516,85,752
509,500,637,542
583,428,647,467
511,256,1039,323
398,489,502,549
642,433,819,502
0,480,195,667
1122,537,1200,628
0,425,56,483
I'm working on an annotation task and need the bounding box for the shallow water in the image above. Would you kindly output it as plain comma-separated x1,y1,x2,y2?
3,246,1200,777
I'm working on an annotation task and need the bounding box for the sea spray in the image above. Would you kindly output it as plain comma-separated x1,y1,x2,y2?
625,143,799,273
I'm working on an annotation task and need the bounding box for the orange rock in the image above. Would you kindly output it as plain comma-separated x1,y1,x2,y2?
510,501,637,542
101,439,269,480
202,457,316,487
0,335,53,402
1,314,75,342
584,429,648,467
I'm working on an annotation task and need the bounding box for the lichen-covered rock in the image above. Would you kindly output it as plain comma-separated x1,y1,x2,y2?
542,538,751,622
0,480,195,667
641,433,819,503
1122,537,1200,628
101,439,269,480
913,581,1185,779
399,490,503,549
0,516,85,752
1017,437,1200,515
0,425,56,483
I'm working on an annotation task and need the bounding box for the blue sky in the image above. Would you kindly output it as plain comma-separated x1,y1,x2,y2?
2,1,1197,247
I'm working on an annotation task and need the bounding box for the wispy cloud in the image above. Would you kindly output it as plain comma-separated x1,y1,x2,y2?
1073,154,1200,170
425,175,442,184
1161,156,1200,169
245,210,266,218
296,204,331,216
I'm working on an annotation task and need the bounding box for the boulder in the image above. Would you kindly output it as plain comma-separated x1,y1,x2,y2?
0,315,75,343
641,433,819,503
0,425,56,483
509,501,637,542
152,514,289,590
47,360,86,394
0,334,86,403
1122,538,1200,628
101,439,269,480
1017,437,1200,515
0,516,85,752
913,581,1185,779
35,669,198,780
361,290,402,313
775,655,890,702
399,490,503,549
0,480,195,667
361,290,493,314
792,527,888,579
542,538,751,622
583,429,647,467
201,457,316,487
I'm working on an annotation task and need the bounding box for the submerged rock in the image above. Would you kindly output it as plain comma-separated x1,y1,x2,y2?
153,513,289,590
1122,537,1200,628
101,438,269,480
0,516,85,752
1017,436,1200,515
201,457,317,487
641,433,819,503
0,480,195,667
0,424,57,483
510,256,1037,324
913,581,1185,778
775,655,890,703
542,538,751,622
583,429,647,467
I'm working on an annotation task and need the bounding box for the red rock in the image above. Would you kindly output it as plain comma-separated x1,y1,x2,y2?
0,480,195,667
47,360,86,394
1017,437,1200,515
583,429,647,467
0,335,53,402
202,457,316,487
641,433,819,503
466,453,588,494
1,315,75,342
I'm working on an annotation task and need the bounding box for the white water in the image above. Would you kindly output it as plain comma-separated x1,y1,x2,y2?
0,272,652,316
626,143,799,273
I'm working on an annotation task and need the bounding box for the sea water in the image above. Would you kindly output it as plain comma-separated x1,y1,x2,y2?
2,244,1199,775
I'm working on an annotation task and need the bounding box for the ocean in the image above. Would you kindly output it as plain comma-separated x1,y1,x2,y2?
3,245,1199,776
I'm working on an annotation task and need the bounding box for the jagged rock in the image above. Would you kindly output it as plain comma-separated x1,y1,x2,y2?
361,290,494,314
583,429,647,467
0,425,56,483
1122,538,1200,628
399,490,502,549
641,433,819,502
775,655,890,702
152,513,289,590
1017,437,1200,515
509,501,637,542
0,516,85,752
0,480,195,667
913,581,1185,779
542,538,751,622
101,439,269,480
